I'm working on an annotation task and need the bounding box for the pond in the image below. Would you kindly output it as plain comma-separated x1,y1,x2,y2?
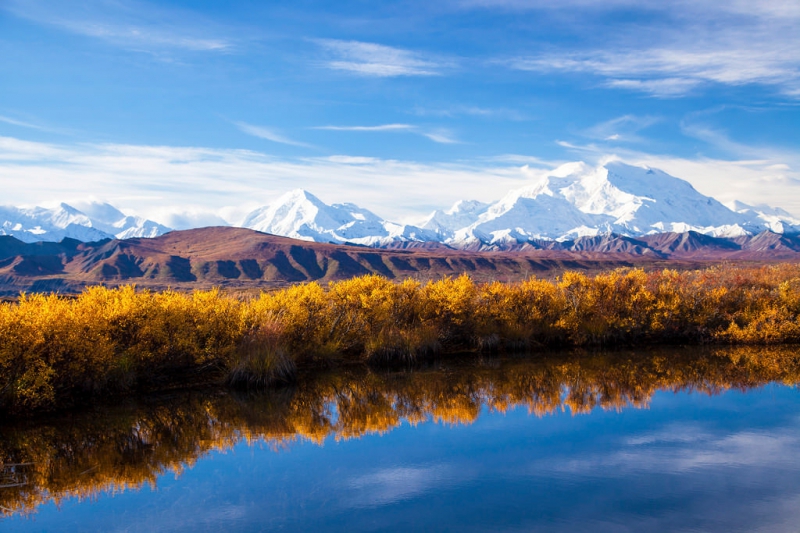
2,346,800,532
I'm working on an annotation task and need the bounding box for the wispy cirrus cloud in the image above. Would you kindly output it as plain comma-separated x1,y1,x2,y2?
0,135,531,223
495,0,800,98
410,105,529,121
313,124,414,132
510,44,800,98
2,133,799,225
583,115,660,143
315,39,449,77
234,122,315,148
0,115,46,131
605,78,702,98
0,115,67,135
421,129,460,144
0,113,76,136
313,123,460,144
459,0,800,20
4,0,233,54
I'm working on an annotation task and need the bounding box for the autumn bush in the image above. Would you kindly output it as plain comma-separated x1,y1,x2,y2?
2,263,800,415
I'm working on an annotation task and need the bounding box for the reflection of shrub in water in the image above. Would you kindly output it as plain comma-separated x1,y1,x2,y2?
2,346,800,518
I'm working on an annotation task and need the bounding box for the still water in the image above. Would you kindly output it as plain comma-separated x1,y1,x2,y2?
2,347,800,532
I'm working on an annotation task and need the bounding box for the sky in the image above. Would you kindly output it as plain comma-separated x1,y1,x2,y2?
0,0,799,227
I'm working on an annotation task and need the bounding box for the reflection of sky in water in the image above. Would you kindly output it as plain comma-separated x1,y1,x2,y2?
5,385,800,532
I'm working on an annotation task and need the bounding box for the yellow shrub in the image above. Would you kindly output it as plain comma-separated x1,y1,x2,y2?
420,274,477,344
2,263,800,415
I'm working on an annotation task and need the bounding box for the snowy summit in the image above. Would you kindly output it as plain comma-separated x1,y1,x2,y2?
3,162,798,247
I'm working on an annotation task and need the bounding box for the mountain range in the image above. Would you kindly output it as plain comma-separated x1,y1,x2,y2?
240,162,800,248
1,226,800,296
0,202,170,243
3,162,799,248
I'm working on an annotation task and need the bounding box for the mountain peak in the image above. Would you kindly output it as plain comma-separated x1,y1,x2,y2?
242,191,436,245
550,161,591,177
71,201,127,224
278,188,323,204
3,160,798,247
58,202,85,215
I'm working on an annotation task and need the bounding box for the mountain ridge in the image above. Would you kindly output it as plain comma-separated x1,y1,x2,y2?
1,226,799,297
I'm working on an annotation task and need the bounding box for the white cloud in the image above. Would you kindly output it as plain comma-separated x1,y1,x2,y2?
315,39,447,77
313,124,414,131
4,0,233,54
325,155,382,164
0,136,531,224
235,122,314,148
0,114,75,136
605,78,703,98
583,115,660,143
543,428,800,475
511,45,800,97
0,115,47,131
459,0,800,20
500,0,800,98
2,134,799,227
313,123,461,144
410,105,529,121
421,129,460,144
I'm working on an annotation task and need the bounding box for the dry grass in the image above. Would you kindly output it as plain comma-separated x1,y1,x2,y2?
226,322,296,388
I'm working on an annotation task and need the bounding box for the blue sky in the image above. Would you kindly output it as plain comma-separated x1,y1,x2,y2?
1,0,799,226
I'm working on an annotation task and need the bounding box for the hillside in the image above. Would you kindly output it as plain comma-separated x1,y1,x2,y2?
1,227,799,296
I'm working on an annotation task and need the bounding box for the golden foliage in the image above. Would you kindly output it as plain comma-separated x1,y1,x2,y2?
2,264,800,414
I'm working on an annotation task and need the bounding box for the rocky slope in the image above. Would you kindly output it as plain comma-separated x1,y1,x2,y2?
1,227,798,296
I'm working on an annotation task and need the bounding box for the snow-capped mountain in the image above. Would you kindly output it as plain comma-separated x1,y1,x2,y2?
0,202,172,243
240,162,799,248
71,202,171,239
728,200,800,235
432,161,784,246
4,161,799,247
421,200,490,240
241,189,437,245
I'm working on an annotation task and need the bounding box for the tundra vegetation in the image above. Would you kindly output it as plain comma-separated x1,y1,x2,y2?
2,346,800,518
1,264,800,415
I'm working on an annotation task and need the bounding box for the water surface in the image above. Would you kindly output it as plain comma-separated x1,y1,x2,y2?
2,346,800,532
